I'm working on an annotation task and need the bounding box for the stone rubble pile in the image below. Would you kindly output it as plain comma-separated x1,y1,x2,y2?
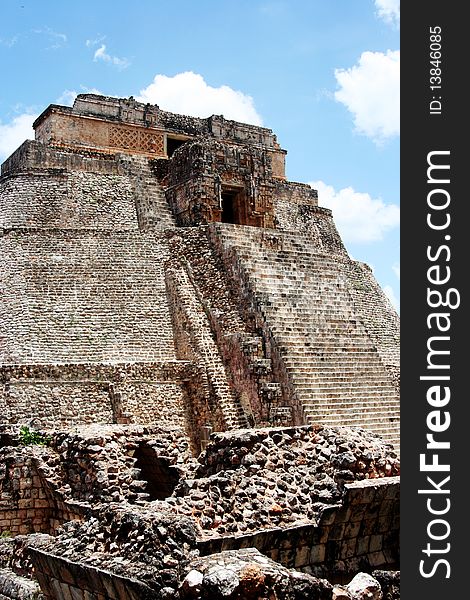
179,548,333,599
36,503,199,594
164,425,399,537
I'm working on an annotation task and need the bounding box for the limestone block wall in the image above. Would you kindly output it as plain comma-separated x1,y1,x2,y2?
34,109,167,158
1,140,123,177
29,550,154,600
274,195,347,255
0,230,176,365
0,382,113,429
0,363,194,435
0,447,54,535
1,142,176,232
274,179,319,206
0,170,137,230
112,382,187,430
0,445,87,536
0,425,194,538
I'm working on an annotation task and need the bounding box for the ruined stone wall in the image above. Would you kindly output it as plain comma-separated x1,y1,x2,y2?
10,424,399,596
0,445,87,537
195,477,399,577
0,447,54,536
0,425,193,539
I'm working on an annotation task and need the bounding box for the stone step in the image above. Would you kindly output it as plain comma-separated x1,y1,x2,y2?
297,389,398,399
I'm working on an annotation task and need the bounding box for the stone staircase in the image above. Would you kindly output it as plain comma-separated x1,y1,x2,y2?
169,227,283,427
121,155,176,230
165,262,248,430
211,223,400,448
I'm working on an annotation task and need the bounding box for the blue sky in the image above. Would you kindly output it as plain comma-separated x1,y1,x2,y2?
1,0,400,310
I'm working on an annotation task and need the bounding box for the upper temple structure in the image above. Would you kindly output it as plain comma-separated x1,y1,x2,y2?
0,93,400,449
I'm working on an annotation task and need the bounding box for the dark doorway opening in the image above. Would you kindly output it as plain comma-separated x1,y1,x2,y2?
221,192,236,223
167,137,187,158
134,443,180,500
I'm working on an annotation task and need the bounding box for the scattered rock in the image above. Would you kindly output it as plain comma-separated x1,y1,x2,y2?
347,572,383,600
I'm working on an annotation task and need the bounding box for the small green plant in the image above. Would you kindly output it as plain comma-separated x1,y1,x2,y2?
0,530,12,538
19,426,51,447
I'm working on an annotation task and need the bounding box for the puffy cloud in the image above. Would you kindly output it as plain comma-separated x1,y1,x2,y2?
137,71,262,125
334,50,400,143
93,44,130,70
0,114,36,161
375,0,400,26
309,180,399,243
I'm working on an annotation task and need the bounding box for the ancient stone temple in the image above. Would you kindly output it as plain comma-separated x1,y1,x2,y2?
0,95,400,599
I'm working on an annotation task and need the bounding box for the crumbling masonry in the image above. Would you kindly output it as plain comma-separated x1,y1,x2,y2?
0,95,400,599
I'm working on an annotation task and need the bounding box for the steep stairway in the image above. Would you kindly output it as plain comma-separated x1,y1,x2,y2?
121,155,176,230
211,223,400,448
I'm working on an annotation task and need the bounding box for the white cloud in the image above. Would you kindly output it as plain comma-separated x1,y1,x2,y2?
309,180,399,243
56,90,77,106
86,36,105,48
392,262,400,279
93,44,130,69
136,71,263,125
0,35,18,48
375,0,400,26
34,27,67,49
56,85,104,107
0,114,37,162
334,50,400,143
